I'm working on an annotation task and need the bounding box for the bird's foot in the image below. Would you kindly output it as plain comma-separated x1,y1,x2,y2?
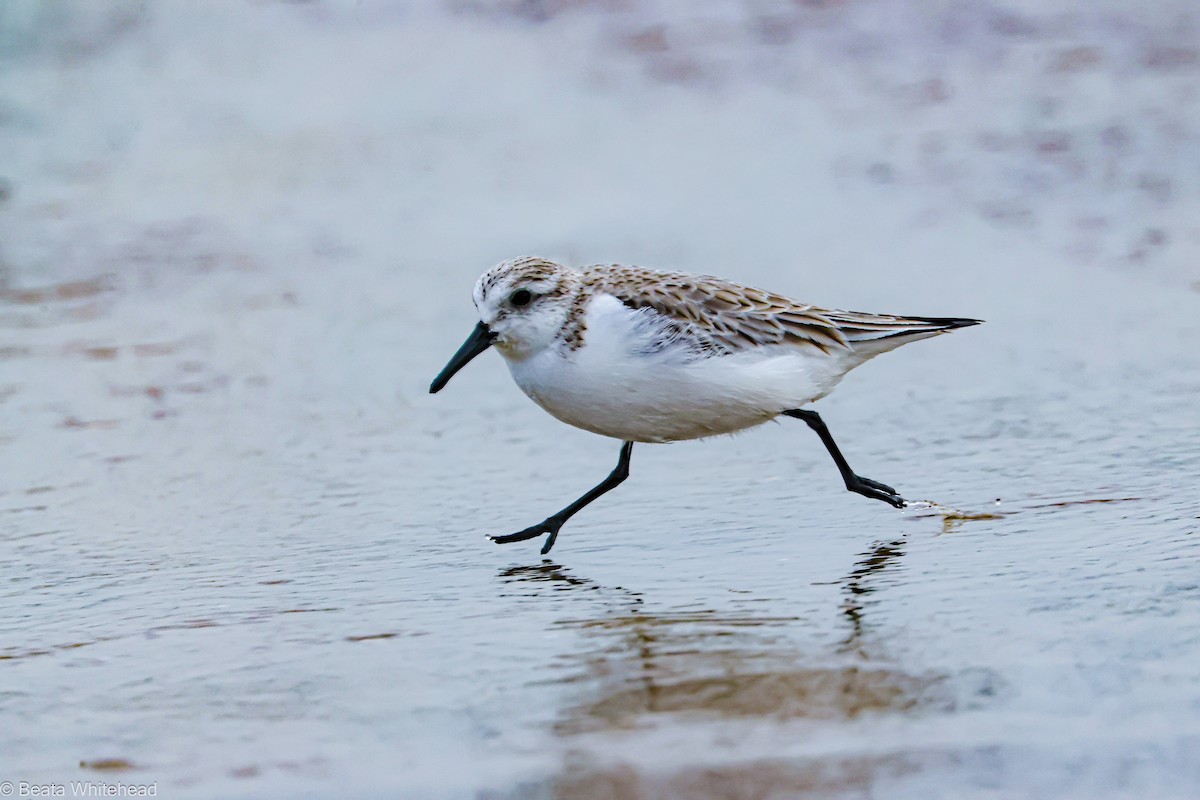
489,517,565,554
848,475,906,508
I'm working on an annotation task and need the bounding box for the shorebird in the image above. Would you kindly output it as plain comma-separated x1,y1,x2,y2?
430,257,980,554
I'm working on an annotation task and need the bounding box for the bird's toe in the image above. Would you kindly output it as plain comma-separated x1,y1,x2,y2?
857,476,898,495
850,476,906,508
490,520,559,545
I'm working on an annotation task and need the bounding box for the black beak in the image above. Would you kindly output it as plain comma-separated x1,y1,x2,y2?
429,321,497,393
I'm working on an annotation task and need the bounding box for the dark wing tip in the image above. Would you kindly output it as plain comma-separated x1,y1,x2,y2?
919,316,983,330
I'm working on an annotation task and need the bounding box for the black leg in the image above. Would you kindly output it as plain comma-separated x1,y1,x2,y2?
491,441,635,555
782,409,905,508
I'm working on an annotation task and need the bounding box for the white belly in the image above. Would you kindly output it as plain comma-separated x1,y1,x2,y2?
505,340,849,444
499,294,859,443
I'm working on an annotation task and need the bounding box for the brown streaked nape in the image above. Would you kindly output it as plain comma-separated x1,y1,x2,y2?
557,284,592,351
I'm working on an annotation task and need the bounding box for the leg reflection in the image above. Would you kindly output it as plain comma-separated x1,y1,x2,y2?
840,538,907,654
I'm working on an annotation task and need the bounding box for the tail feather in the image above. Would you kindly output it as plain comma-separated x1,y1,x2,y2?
825,311,982,356
869,315,982,340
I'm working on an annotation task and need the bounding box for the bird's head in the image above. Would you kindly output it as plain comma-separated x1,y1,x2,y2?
430,257,581,393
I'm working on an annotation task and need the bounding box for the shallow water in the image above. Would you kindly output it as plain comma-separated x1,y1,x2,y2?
2,2,1200,798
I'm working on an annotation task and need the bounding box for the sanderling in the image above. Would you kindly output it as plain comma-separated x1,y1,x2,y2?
430,256,980,554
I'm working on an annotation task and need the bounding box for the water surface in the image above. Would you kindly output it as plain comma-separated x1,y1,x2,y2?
2,2,1199,798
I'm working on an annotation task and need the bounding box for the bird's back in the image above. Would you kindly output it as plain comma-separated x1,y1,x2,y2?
577,263,979,361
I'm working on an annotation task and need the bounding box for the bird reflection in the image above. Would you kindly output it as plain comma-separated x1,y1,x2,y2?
498,560,598,591
498,537,951,745
496,560,647,610
840,538,907,655
523,538,956,794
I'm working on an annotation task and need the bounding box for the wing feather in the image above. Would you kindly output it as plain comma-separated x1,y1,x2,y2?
582,265,848,355
580,264,979,357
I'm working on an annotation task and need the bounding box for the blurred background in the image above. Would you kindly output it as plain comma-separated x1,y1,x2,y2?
2,1,1199,798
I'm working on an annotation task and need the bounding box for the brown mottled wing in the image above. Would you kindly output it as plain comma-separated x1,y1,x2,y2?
583,264,979,356
582,265,849,355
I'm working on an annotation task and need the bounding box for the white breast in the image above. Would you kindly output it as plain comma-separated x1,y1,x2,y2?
502,294,854,443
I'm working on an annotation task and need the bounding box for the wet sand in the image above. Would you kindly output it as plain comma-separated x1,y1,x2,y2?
2,2,1200,798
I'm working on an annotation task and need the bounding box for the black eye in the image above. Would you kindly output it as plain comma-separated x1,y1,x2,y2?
510,289,533,307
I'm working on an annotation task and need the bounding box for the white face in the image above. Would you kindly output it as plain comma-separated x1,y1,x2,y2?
473,258,579,359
